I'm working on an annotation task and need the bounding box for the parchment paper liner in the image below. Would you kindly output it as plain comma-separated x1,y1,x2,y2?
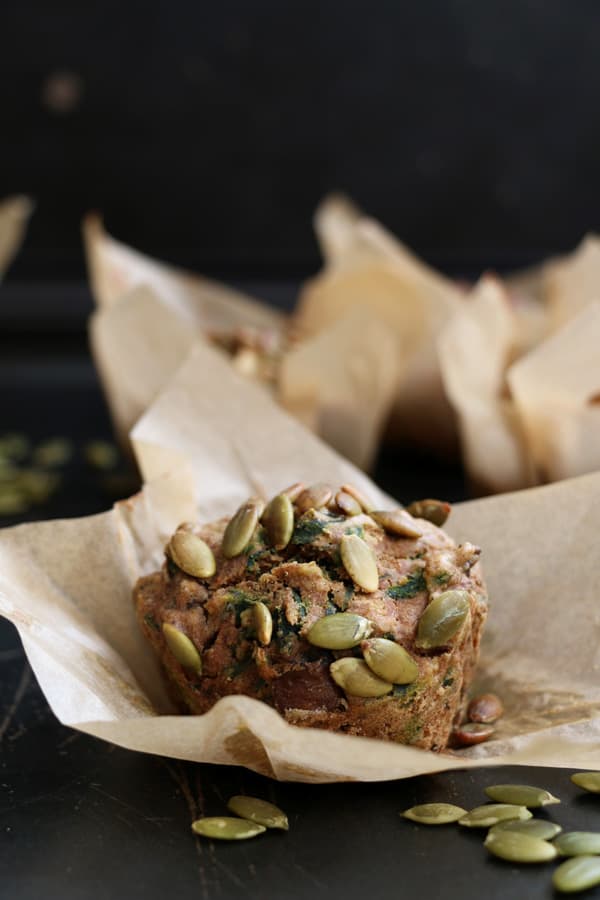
1,339,600,782
85,217,396,470
0,195,32,278
296,196,464,453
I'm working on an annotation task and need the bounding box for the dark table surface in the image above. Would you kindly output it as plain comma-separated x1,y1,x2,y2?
0,283,597,900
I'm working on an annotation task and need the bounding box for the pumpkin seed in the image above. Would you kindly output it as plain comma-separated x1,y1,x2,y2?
452,722,495,746
222,498,262,558
467,692,504,724
362,638,418,684
485,784,560,808
168,530,216,578
335,490,362,517
459,804,532,828
371,509,424,539
162,623,202,674
484,830,557,863
32,437,73,467
281,482,305,502
253,601,273,646
340,533,379,592
295,483,334,513
340,483,374,513
554,833,600,857
415,590,470,650
571,772,600,793
402,803,467,825
227,796,288,830
406,499,451,527
553,857,600,893
330,657,393,698
84,439,119,470
306,612,372,649
191,816,266,840
263,493,294,550
490,818,562,841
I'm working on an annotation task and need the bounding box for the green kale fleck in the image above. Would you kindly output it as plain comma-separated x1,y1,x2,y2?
434,571,451,585
292,517,326,545
143,614,160,632
442,676,454,688
291,587,307,618
344,524,365,539
387,570,426,600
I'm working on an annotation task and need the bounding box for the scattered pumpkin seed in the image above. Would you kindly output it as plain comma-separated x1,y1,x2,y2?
306,612,372,650
295,483,333,513
553,857,600,894
222,498,262,558
402,803,467,825
415,590,470,650
406,499,451,527
467,693,504,724
162,623,202,674
227,796,288,830
253,601,273,646
340,533,379,592
84,439,119,470
571,772,600,794
362,638,418,684
484,830,557,863
263,493,294,550
452,722,495,746
484,784,560,808
458,804,532,828
340,483,374,513
191,817,266,840
0,433,29,461
554,833,600,857
0,485,30,515
371,509,424,539
330,657,393,698
168,531,216,578
32,437,73,467
335,490,362,517
490,818,562,840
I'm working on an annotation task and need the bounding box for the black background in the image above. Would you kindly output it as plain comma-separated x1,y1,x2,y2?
2,0,600,279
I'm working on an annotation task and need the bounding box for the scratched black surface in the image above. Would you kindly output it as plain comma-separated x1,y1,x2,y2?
0,285,598,900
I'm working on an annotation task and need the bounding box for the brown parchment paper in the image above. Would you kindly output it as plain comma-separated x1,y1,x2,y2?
438,275,537,494
86,218,396,470
0,195,33,279
1,338,600,781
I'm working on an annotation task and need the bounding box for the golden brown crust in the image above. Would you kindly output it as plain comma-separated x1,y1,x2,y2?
134,498,487,751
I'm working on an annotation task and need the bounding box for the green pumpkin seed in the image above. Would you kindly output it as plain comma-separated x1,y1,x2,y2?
490,818,562,840
330,657,393,698
263,493,294,550
362,638,418,684
484,830,557,863
191,816,266,840
406,499,451,527
295,483,333,513
554,833,600,857
371,509,424,539
222,498,262,558
415,590,470,650
162,623,202,674
553,857,600,893
253,601,273,646
306,612,372,649
340,533,379,592
459,804,532,828
340,483,374,513
335,490,362,516
402,803,467,825
571,772,600,793
484,784,560,808
227,796,288,830
168,530,216,578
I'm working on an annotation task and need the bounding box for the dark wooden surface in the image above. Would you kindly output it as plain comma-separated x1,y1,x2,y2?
0,283,598,899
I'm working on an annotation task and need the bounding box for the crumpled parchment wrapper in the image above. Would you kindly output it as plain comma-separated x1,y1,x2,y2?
85,215,397,470
1,339,599,782
0,195,33,279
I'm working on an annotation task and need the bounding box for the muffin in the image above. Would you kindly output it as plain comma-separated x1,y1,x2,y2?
134,483,487,751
